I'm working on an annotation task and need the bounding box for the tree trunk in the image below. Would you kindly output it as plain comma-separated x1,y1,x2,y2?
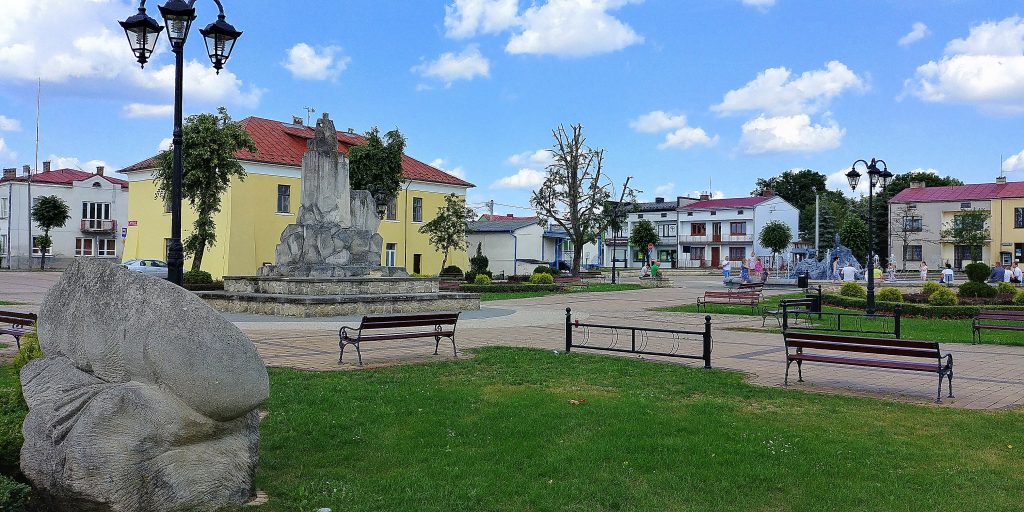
571,241,584,276
190,242,206,272
440,251,448,274
39,230,48,270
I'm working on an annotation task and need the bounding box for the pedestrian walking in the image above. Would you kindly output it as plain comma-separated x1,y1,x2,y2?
721,258,731,284
919,261,928,282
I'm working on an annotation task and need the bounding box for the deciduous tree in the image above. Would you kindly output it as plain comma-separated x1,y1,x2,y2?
758,221,792,264
349,127,406,211
628,219,659,262
839,216,869,262
941,209,989,262
419,193,475,272
31,195,70,270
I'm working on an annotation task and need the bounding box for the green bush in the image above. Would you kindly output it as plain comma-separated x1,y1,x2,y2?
473,274,492,285
532,265,560,276
0,474,30,512
928,287,959,306
12,329,42,375
459,284,561,293
182,269,213,285
958,281,996,298
996,282,1017,295
839,282,867,299
469,242,489,274
822,293,1024,319
963,262,990,283
0,387,26,478
877,288,903,303
1014,290,1024,306
922,281,944,296
464,270,492,283
441,265,463,276
529,272,554,284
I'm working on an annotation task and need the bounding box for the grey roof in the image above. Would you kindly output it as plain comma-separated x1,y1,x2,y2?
467,218,541,233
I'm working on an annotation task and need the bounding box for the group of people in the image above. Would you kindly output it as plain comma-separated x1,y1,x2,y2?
639,260,660,278
988,261,1023,284
720,255,767,284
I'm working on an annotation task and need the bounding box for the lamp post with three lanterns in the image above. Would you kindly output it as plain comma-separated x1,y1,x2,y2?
846,158,893,315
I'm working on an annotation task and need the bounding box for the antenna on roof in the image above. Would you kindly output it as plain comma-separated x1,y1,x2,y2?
303,106,316,126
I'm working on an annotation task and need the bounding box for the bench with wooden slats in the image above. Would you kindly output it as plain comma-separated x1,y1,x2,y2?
972,309,1024,344
783,331,954,402
696,291,760,312
0,311,36,349
339,312,460,366
761,297,819,327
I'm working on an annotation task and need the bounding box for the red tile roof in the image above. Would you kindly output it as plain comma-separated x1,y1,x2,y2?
889,181,1024,203
121,116,474,188
0,168,128,189
682,196,771,209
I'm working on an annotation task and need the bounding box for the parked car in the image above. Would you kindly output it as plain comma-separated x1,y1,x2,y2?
122,259,169,279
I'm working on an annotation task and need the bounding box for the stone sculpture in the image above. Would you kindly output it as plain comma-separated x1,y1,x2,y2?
790,234,865,280
260,113,405,277
20,259,269,512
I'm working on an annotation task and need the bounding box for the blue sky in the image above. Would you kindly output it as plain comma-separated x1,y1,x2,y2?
1,0,1023,214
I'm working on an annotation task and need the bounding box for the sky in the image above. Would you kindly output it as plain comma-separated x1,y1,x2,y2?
1,0,1023,216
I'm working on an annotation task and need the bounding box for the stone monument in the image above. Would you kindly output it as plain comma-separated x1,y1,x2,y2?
200,113,479,317
20,259,268,512
790,234,866,280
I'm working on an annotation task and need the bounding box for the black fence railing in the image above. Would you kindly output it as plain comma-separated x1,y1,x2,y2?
564,308,713,368
782,303,902,338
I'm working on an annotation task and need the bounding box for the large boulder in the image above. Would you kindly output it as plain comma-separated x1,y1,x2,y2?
20,259,268,511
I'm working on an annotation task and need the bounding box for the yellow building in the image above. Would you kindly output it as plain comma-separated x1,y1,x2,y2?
120,116,473,278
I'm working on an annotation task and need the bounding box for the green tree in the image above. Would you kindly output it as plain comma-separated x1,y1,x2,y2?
154,107,256,271
752,169,827,239
349,127,406,210
418,193,474,272
941,209,989,262
31,195,71,270
817,190,852,252
758,221,792,263
839,216,869,262
531,123,636,275
628,219,659,262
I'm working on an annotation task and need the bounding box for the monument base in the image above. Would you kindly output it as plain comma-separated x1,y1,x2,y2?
199,276,480,317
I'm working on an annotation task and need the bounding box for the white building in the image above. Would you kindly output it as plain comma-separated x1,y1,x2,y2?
467,214,599,276
677,192,799,268
604,196,696,268
1,163,129,269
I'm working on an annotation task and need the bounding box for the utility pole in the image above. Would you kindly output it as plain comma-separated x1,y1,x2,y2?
814,187,820,258
303,106,315,126
486,200,494,219
610,176,632,285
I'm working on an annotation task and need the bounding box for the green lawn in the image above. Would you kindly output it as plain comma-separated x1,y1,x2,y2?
1,348,1022,511
481,283,645,301
659,293,1024,346
0,301,16,306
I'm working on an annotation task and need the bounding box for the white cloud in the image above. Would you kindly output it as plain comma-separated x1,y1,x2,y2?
491,168,545,189
412,44,490,86
0,138,15,162
506,148,552,166
654,183,674,196
742,0,775,9
0,116,20,131
157,138,173,152
445,0,520,39
123,103,172,118
282,43,349,81
658,126,718,150
740,114,844,154
899,22,930,47
46,155,117,175
144,61,264,108
630,111,717,149
505,0,644,57
905,17,1024,113
826,168,870,197
429,158,467,180
1003,150,1024,173
629,111,688,133
713,61,865,116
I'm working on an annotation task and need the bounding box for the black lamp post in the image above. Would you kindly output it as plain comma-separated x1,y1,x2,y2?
847,158,893,315
120,0,242,286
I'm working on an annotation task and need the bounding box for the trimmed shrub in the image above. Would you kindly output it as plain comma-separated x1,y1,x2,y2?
822,293,1024,319
996,282,1017,295
958,281,997,298
0,474,31,512
0,386,27,478
922,281,944,296
1015,290,1024,306
473,274,492,285
963,262,990,283
441,265,463,276
529,272,554,284
182,269,213,285
877,288,903,303
928,287,958,306
459,284,561,293
183,280,224,291
469,243,489,274
464,270,492,283
839,282,867,299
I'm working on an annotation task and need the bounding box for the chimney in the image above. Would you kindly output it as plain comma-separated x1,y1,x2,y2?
761,189,775,197
996,176,1007,185
347,128,355,134
655,197,664,203
700,193,710,201
22,165,30,176
2,168,14,180
909,181,926,189
96,165,105,176
42,160,51,173
292,115,303,126
506,213,514,218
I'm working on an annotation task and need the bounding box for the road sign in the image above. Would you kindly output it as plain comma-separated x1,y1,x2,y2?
647,243,654,250
121,227,128,239
128,220,138,227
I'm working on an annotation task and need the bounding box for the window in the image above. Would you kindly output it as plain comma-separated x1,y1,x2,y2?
660,212,667,218
686,212,693,217
710,210,717,216
1015,208,1024,229
562,240,573,251
413,254,422,274
31,236,53,256
728,247,746,260
903,216,923,232
737,209,744,215
903,245,923,261
386,198,397,221
612,247,627,262
81,201,110,220
690,247,705,261
0,235,7,255
658,249,676,262
98,239,116,257
276,185,290,213
75,237,94,257
634,248,646,262
412,197,423,223
385,243,397,267
658,223,675,237
163,196,172,214
0,198,7,219
729,222,746,236
960,202,972,209
690,223,706,236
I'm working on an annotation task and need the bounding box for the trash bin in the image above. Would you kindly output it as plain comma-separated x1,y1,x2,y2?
797,271,809,289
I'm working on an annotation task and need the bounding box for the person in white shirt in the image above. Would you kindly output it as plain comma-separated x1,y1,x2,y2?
842,262,857,282
941,263,955,285
721,258,731,284
1013,262,1023,284
1005,264,1013,282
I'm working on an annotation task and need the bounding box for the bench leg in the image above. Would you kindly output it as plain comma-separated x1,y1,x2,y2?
354,342,363,366
434,336,441,355
935,374,944,404
947,370,954,399
450,335,458,358
338,338,346,364
13,335,20,350
796,360,803,383
784,359,791,386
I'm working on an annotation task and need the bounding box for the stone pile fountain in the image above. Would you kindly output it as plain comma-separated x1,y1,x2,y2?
790,234,866,280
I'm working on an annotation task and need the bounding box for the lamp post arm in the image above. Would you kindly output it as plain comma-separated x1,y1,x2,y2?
851,159,870,171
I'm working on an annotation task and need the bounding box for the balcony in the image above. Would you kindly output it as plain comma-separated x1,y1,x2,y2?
678,234,752,244
81,219,117,233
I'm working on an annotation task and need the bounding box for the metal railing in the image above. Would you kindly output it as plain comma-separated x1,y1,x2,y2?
81,219,117,232
564,308,713,368
782,303,902,338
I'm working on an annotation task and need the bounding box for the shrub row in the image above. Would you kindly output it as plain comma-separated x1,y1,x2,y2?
458,284,561,293
823,293,1024,319
183,281,225,291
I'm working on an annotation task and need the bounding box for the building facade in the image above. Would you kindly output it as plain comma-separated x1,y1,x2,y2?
120,117,473,279
467,215,599,275
1,164,128,269
604,197,693,268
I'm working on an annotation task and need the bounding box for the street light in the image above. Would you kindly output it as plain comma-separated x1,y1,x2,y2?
120,0,242,286
848,158,892,315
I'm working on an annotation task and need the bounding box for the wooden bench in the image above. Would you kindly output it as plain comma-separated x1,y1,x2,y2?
696,291,760,312
762,297,819,327
554,276,585,286
972,309,1024,344
738,282,764,294
579,270,604,280
339,312,460,366
0,311,36,349
783,331,954,403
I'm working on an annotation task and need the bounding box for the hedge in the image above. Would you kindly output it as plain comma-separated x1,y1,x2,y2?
822,293,1024,319
458,284,561,293
184,281,225,292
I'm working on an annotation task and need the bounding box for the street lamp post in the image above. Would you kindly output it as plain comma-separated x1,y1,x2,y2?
846,158,893,315
120,0,241,286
